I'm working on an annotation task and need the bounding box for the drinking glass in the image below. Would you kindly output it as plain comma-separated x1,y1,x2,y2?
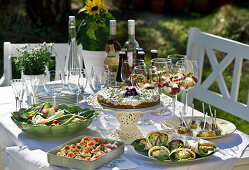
10,79,25,110
150,58,171,69
78,69,88,101
161,62,184,117
131,65,147,88
167,54,186,65
132,65,155,125
90,65,109,93
121,59,145,86
68,69,81,105
147,66,159,90
43,70,63,105
177,60,199,115
25,76,40,104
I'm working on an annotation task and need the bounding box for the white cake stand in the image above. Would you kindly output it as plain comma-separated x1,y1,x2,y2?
87,94,171,144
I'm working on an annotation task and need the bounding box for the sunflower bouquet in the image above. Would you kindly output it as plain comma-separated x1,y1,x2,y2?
77,0,114,51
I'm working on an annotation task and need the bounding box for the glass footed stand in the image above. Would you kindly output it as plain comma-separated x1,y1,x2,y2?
87,94,171,144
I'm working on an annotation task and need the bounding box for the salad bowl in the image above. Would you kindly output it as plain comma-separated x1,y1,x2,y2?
11,102,99,137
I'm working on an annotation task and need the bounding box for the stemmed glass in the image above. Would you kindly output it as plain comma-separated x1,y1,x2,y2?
121,59,145,86
78,69,88,101
177,60,199,115
43,70,64,105
90,65,109,93
132,65,155,125
25,76,40,104
161,62,184,117
151,60,172,116
10,79,25,110
68,69,81,105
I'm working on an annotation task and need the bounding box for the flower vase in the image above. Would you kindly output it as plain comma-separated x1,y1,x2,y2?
82,50,107,76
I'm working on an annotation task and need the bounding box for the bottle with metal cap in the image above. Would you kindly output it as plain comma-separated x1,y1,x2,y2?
123,20,140,62
151,49,158,59
104,44,119,86
105,20,121,61
137,51,145,61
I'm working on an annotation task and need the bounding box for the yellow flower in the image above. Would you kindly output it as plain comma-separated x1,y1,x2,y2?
83,0,105,16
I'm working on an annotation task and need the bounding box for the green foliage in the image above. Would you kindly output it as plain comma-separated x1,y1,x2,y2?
77,6,115,51
13,43,55,75
211,5,249,44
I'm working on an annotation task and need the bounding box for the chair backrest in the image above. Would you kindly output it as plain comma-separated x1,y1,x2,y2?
182,27,249,122
1,42,69,86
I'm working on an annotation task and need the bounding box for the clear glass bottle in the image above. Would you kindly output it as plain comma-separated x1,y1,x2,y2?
104,44,119,86
123,20,140,62
64,16,81,80
105,20,121,61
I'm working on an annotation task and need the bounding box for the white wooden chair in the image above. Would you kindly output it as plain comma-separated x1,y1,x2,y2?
0,42,69,86
181,27,249,122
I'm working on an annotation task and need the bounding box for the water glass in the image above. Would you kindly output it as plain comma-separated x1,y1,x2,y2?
44,70,63,105
90,65,109,93
121,59,145,86
78,69,88,100
10,79,25,110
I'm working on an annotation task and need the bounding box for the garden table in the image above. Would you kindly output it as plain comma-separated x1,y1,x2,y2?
0,85,249,170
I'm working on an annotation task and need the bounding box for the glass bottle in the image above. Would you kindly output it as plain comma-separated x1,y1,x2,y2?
151,49,158,59
104,44,119,86
123,20,140,62
105,20,121,61
136,47,143,57
64,16,81,80
137,51,145,61
116,51,127,85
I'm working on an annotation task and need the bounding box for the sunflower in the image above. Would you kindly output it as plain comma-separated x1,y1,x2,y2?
82,0,105,16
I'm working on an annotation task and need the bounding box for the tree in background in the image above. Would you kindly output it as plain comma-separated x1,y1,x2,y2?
25,0,71,33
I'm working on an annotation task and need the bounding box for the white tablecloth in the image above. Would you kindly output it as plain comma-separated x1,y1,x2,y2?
1,86,249,170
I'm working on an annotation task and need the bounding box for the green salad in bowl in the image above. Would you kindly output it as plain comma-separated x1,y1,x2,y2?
11,102,99,137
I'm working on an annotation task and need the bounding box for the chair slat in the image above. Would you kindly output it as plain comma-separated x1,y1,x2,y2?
183,27,249,122
231,57,243,101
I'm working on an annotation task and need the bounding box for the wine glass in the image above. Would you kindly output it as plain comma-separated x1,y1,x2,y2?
90,65,109,93
78,69,88,101
167,54,186,65
26,76,40,104
121,59,145,86
150,58,171,69
151,60,173,116
68,69,81,105
131,65,147,88
177,60,199,115
10,79,25,110
161,62,184,117
132,65,155,125
147,66,159,90
43,70,63,105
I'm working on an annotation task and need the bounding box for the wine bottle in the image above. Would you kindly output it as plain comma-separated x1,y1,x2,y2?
116,51,127,85
136,47,143,58
104,44,119,86
105,20,121,61
151,49,158,59
123,20,140,63
137,51,145,61
64,16,81,80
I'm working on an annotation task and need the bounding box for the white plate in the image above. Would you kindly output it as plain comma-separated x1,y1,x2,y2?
161,116,236,139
